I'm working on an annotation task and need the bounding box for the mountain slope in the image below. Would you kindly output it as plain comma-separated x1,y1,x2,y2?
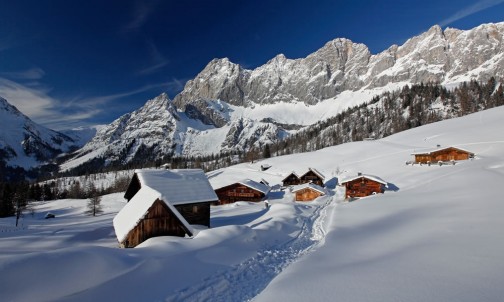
2,106,504,301
0,97,78,174
63,22,504,172
174,22,504,111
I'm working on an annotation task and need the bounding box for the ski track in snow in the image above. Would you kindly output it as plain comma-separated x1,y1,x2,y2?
166,196,335,302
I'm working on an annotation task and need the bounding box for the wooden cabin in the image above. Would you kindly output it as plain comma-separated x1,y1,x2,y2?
341,174,388,198
411,147,474,164
282,172,301,187
300,168,325,187
214,179,271,205
292,183,326,202
113,169,218,248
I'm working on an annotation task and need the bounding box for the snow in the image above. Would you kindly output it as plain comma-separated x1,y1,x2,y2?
213,179,271,195
291,183,327,194
113,169,218,242
1,106,504,301
340,173,388,186
135,169,218,205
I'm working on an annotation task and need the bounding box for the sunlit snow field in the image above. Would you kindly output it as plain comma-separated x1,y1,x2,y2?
2,106,504,301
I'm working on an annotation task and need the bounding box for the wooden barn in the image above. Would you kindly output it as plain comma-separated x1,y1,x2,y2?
411,146,474,164
282,172,301,187
214,179,271,205
113,169,218,248
341,173,388,198
292,183,326,202
300,167,325,187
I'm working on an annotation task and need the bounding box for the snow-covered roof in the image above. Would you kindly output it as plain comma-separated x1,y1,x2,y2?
340,174,388,187
302,167,325,181
282,171,300,182
113,169,218,243
135,169,218,205
215,179,271,195
411,146,474,155
238,179,271,194
291,183,326,194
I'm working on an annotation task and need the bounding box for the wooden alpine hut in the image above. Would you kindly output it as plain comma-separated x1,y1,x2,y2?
300,167,325,187
113,169,218,248
340,173,388,198
411,146,474,164
214,179,271,205
292,183,326,202
282,172,301,187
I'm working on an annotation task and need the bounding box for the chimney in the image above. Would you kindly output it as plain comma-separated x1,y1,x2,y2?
357,171,362,176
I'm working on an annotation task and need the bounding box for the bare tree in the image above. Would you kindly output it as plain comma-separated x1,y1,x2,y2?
86,183,103,216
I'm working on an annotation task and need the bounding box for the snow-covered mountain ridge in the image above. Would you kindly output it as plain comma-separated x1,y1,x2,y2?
0,97,78,175
63,22,504,171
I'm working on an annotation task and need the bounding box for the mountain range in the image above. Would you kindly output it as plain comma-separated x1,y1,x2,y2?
1,22,503,177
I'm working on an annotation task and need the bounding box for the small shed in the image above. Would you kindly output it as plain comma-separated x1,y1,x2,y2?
113,169,218,248
300,167,325,187
282,172,301,187
292,183,326,202
340,174,388,198
214,179,271,205
411,146,474,164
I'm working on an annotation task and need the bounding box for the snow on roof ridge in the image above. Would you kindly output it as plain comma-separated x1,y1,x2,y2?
340,174,388,186
135,168,218,205
238,178,271,194
306,167,325,180
410,146,474,155
291,183,327,194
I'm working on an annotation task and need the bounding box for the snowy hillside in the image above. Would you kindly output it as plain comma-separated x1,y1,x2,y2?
1,106,504,301
0,97,78,172
62,22,504,172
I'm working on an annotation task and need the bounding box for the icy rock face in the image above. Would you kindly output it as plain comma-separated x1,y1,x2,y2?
65,22,504,170
0,97,77,169
71,93,181,164
220,117,285,152
174,22,504,114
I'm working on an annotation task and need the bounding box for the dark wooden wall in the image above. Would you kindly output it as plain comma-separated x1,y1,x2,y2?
215,183,265,204
283,174,301,186
415,148,472,163
175,202,210,227
344,178,384,198
300,171,324,187
121,199,188,248
124,174,141,201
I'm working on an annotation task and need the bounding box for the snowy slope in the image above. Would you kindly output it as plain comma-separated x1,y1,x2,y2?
1,106,504,301
62,22,504,172
0,96,78,170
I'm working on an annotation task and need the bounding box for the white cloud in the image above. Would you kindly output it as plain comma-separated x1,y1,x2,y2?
438,0,504,27
0,75,187,130
0,68,46,80
124,1,159,31
138,41,169,75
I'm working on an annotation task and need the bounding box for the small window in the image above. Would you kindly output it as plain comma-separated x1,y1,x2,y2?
193,205,199,213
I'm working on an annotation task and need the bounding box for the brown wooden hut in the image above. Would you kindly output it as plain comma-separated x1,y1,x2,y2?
292,183,326,202
341,173,388,198
282,172,301,187
300,168,325,187
411,146,474,164
214,179,271,205
113,169,218,248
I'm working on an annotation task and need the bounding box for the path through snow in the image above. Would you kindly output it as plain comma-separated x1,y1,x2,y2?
166,196,335,302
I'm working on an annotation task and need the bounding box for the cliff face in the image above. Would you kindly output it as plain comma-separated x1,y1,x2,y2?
62,22,504,171
174,23,504,111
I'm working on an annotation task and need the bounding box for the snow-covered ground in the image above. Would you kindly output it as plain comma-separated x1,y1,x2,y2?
1,106,504,301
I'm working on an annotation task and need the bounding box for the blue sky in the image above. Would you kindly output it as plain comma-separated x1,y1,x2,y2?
0,0,503,130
